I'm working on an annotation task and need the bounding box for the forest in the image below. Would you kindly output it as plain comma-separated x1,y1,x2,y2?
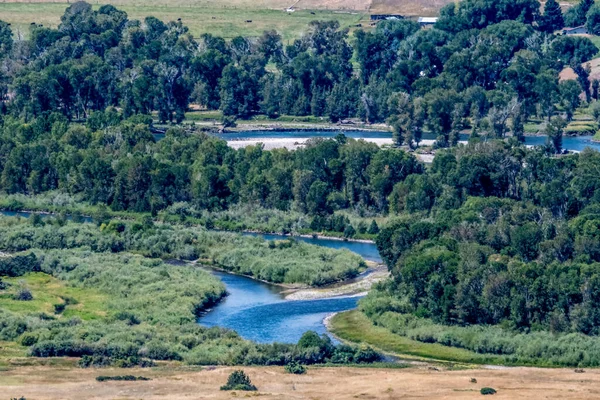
361,143,600,366
0,0,600,147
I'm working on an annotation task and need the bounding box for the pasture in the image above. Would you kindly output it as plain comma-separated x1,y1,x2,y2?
0,1,368,40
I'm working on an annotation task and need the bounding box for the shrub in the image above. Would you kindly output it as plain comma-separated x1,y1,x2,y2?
54,303,66,314
480,387,497,395
19,333,38,347
96,375,151,382
284,361,306,374
220,370,257,391
13,288,33,301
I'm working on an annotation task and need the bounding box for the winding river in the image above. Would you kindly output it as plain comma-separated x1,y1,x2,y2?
0,210,380,344
198,232,381,343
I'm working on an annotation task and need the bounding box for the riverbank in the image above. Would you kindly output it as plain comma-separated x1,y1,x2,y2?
284,262,387,300
328,311,516,366
3,364,600,399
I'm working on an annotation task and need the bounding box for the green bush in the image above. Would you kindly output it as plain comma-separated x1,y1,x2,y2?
480,387,497,395
284,361,307,374
220,370,257,391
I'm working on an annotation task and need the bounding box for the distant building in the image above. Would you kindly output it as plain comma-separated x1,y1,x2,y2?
563,26,588,35
370,14,404,21
418,17,438,26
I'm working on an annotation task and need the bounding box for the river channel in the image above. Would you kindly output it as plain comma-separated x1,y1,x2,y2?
0,210,381,344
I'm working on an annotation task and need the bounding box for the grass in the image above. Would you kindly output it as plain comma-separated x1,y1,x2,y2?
0,3,367,41
0,272,109,321
329,310,508,366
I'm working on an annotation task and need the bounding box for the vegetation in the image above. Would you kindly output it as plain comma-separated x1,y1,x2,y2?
284,360,307,374
0,245,379,366
3,0,600,373
334,139,600,367
96,375,151,382
480,387,497,395
220,370,257,391
0,216,365,286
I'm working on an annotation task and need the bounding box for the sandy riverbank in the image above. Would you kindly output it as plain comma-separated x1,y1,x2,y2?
225,137,451,163
3,364,600,399
284,263,388,300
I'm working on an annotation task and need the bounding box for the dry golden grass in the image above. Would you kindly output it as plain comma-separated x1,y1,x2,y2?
2,364,600,399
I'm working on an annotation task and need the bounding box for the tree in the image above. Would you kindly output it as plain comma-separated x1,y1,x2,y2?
368,220,380,235
559,79,582,121
220,370,257,391
0,20,13,56
544,116,567,154
541,0,564,32
343,224,356,238
572,60,592,103
388,92,413,147
586,4,600,35
306,180,330,215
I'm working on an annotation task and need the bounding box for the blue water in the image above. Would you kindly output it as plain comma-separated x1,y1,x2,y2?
523,135,600,152
199,270,360,343
199,231,379,343
0,209,377,344
160,129,600,153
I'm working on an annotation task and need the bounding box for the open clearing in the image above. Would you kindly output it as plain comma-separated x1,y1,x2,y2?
2,364,600,399
0,3,366,40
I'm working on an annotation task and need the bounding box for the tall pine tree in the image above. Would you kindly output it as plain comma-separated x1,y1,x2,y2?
541,0,564,32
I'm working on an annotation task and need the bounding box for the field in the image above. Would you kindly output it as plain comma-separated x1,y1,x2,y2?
3,364,600,399
0,272,108,320
0,1,368,40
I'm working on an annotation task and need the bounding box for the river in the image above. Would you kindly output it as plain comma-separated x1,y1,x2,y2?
154,129,600,152
195,130,600,152
0,210,380,344
198,231,381,343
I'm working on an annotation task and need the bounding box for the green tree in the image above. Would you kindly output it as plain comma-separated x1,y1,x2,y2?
586,4,600,35
571,61,592,103
541,0,564,32
220,370,257,391
559,79,582,121
367,220,380,235
545,116,567,154
0,20,13,56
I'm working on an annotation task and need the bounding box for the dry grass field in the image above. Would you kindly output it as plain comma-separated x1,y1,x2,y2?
2,364,600,399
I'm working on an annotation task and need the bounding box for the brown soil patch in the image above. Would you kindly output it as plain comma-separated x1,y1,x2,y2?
2,364,600,399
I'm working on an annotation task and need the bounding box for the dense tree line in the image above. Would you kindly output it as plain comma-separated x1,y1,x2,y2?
0,113,422,216
359,141,600,361
0,0,598,148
